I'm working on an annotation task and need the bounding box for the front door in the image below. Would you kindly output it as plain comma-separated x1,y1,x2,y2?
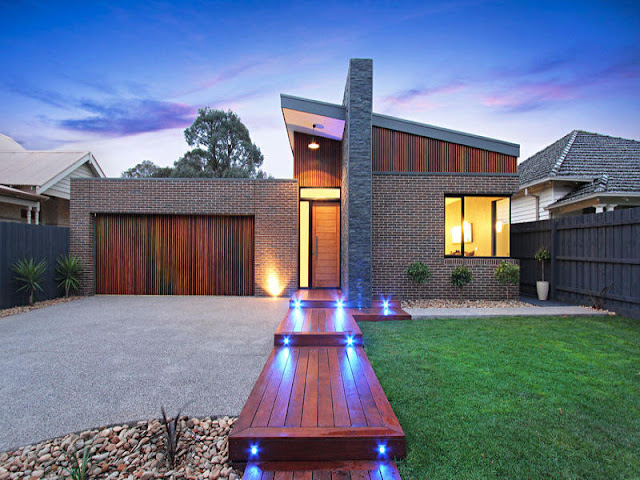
311,203,340,288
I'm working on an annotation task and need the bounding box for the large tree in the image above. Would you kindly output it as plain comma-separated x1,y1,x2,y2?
120,108,269,179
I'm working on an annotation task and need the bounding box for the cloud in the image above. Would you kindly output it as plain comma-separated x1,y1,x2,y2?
381,82,466,109
59,99,198,135
482,82,576,113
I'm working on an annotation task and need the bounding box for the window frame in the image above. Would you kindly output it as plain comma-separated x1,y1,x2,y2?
444,193,512,259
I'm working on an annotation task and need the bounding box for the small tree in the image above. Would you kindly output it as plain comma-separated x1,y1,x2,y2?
56,254,83,297
534,246,551,281
450,264,473,299
12,258,47,305
494,261,520,298
406,262,432,285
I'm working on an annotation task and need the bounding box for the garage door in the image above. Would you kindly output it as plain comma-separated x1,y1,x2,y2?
96,214,254,295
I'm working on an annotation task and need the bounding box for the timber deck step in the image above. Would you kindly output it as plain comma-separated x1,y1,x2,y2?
275,308,363,347
242,460,402,479
229,346,405,462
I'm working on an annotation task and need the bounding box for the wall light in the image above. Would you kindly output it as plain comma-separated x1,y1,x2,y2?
267,274,283,297
496,220,503,233
463,221,472,242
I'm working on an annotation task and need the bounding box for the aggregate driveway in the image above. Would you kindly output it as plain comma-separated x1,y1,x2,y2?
0,295,289,451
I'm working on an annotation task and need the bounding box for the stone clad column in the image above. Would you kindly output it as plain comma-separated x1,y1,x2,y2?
341,59,373,308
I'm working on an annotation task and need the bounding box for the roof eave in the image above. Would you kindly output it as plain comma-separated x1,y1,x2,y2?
519,175,597,190
547,191,640,210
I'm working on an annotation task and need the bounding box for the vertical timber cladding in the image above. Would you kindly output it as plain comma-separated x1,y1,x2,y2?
372,127,518,173
96,214,254,295
293,132,342,187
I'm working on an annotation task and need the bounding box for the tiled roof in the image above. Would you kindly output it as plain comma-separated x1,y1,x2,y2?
519,131,640,197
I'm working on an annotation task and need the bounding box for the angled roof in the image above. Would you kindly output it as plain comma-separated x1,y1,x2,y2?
519,130,640,190
0,151,105,192
280,94,520,157
0,134,26,152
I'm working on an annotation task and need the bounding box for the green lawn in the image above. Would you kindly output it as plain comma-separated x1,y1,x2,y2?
360,316,640,479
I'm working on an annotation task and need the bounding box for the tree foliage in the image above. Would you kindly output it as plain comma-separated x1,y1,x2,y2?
120,109,270,179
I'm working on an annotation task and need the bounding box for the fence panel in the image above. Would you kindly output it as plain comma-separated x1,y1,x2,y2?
0,222,70,308
512,207,640,318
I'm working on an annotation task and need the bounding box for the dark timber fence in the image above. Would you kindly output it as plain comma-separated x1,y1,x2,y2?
0,222,70,309
511,207,640,318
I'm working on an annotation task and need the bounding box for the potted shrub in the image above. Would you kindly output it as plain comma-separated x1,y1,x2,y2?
450,264,472,299
494,260,520,299
406,261,432,285
534,246,551,300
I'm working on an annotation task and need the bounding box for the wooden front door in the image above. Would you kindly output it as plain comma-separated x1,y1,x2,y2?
311,203,340,288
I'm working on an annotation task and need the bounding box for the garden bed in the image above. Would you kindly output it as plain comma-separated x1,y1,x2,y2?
402,299,533,309
0,297,82,319
0,416,241,480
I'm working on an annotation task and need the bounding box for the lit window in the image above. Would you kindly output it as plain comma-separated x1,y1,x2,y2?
445,196,510,257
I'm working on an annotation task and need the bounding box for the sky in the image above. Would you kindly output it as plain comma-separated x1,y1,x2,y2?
0,0,638,178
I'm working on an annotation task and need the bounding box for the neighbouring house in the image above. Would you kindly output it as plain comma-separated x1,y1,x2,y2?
512,130,640,223
0,134,105,226
71,59,521,305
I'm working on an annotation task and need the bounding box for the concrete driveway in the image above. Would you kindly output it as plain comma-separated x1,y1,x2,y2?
0,295,288,451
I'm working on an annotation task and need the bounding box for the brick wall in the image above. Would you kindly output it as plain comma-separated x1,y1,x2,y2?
372,173,520,300
70,178,298,297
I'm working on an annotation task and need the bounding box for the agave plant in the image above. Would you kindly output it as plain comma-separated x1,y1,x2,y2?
12,258,47,305
56,254,83,297
161,406,186,468
64,446,91,480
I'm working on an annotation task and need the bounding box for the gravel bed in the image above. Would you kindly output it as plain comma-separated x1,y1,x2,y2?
0,417,241,480
402,299,534,309
0,297,82,319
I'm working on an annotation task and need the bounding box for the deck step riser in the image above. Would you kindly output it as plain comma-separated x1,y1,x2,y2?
230,438,406,462
274,334,363,347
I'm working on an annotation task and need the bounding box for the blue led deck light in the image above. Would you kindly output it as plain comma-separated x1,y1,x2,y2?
382,299,390,310
294,299,301,309
283,336,290,346
346,335,354,347
378,444,386,455
336,299,344,308
250,445,259,456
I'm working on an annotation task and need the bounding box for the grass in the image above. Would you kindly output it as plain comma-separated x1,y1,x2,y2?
360,315,640,479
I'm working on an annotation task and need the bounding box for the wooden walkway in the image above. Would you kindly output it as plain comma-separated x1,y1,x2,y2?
231,290,409,478
242,460,401,479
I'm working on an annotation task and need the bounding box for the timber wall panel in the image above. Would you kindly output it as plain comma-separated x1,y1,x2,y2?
95,214,254,296
294,132,342,187
71,178,298,297
372,127,517,173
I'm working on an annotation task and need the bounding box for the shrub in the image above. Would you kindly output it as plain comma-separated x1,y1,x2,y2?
161,406,185,469
12,258,47,305
534,246,551,281
56,254,83,297
495,261,520,297
450,264,472,299
406,262,432,285
64,446,91,480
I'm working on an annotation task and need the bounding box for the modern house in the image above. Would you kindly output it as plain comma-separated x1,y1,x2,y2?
512,130,640,223
0,134,105,226
71,59,521,306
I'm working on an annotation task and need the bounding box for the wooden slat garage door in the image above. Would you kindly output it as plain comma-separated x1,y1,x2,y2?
96,214,254,295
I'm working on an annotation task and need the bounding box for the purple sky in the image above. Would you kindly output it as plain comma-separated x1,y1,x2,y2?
1,1,638,177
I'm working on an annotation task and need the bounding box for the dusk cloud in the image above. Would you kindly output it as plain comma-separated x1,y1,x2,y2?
382,82,466,109
59,99,198,135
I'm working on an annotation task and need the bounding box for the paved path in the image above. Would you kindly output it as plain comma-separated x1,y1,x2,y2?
0,296,288,451
407,304,609,319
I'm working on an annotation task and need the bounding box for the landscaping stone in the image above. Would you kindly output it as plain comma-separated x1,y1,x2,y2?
402,298,534,309
0,297,81,319
0,417,241,479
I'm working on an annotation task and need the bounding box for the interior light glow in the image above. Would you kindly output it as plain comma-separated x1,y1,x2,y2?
463,221,473,242
496,220,503,233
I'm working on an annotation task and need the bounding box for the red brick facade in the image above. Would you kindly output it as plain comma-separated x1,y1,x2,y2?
70,178,299,297
372,173,520,299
